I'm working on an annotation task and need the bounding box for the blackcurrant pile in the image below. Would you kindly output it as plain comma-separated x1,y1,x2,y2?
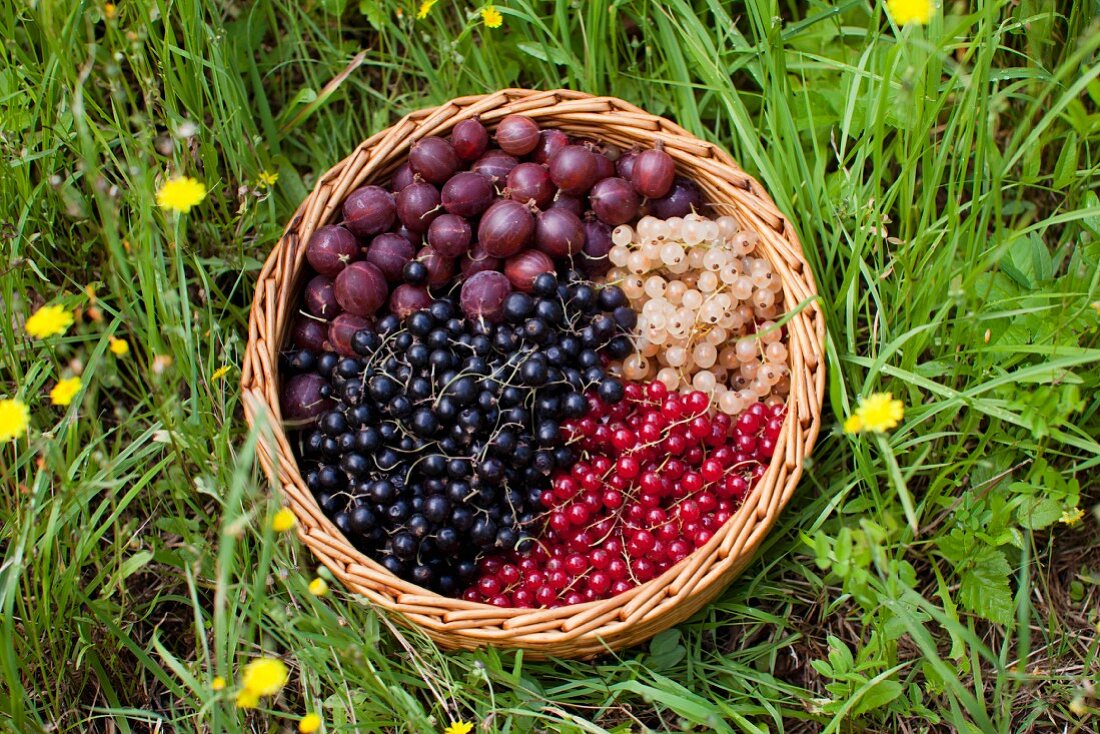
283,272,632,593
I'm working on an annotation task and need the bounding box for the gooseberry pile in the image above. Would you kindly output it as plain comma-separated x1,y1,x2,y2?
280,112,793,607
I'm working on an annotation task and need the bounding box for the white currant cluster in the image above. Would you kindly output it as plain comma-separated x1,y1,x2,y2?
605,214,790,414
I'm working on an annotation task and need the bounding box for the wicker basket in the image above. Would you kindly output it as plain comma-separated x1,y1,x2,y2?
241,89,826,659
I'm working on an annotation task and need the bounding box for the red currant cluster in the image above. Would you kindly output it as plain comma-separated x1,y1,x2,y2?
463,381,785,608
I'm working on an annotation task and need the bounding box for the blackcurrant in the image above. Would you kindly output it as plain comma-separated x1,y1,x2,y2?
351,505,377,533
341,452,370,477
597,284,627,310
368,375,400,402
502,292,534,322
411,408,439,436
535,299,564,324
578,349,600,368
520,357,549,386
598,377,625,403
370,479,396,504
532,272,557,297
320,411,348,437
376,314,399,335
392,532,418,559
316,353,339,378
387,395,413,418
387,500,410,522
403,260,429,285
447,457,471,478
424,495,451,523
562,392,587,418
286,350,318,372
422,453,447,477
606,335,633,359
612,305,637,330
408,514,431,538
451,506,474,531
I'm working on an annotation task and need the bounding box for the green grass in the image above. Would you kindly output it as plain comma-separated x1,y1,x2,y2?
2,0,1099,731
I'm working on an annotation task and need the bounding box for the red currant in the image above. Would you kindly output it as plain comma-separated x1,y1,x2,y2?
701,458,724,483
588,571,611,594
565,553,588,575
616,455,640,479
646,381,668,401
478,576,502,596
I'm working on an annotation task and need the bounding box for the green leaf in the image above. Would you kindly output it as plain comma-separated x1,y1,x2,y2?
958,547,1014,625
648,628,685,671
1053,131,1079,189
516,42,575,68
283,87,318,112
854,679,904,715
1000,233,1052,289
827,635,854,672
358,0,386,28
1030,236,1053,283
1016,496,1063,530
808,531,832,569
1081,191,1100,236
834,527,853,576
612,677,732,733
935,529,969,565
104,550,153,598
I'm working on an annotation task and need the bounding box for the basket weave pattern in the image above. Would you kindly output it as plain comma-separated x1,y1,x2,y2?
242,89,826,658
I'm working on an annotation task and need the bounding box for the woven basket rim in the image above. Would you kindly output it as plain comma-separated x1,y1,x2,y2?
241,88,826,658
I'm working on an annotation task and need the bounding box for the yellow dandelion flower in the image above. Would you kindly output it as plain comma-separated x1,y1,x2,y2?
444,721,474,734
241,657,289,697
1091,301,1100,315
417,0,437,19
842,414,863,435
299,712,322,733
257,170,279,188
853,392,904,433
25,304,74,339
211,365,232,380
886,0,934,25
1060,506,1085,527
211,676,226,691
308,577,329,596
235,688,260,709
156,176,207,213
480,5,502,28
50,377,82,407
272,507,297,532
109,336,129,356
104,3,116,19
0,399,30,442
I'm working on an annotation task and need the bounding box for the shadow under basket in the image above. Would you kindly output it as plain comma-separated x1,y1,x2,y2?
241,88,826,659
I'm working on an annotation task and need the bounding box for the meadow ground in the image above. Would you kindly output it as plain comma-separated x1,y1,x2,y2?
1,1,1098,732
